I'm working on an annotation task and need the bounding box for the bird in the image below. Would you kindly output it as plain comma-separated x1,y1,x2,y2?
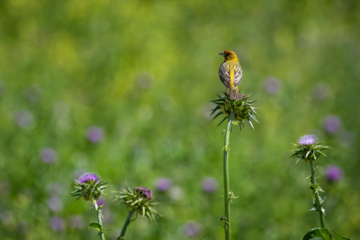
218,50,242,100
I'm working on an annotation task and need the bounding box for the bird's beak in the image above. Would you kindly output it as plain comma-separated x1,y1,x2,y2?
219,51,225,56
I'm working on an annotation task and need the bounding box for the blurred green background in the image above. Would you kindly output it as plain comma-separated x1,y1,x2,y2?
1,0,359,239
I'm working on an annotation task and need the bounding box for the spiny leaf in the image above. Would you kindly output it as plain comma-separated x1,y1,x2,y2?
217,117,227,127
212,111,223,120
89,223,103,232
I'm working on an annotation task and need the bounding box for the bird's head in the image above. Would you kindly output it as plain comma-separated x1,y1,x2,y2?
219,50,238,61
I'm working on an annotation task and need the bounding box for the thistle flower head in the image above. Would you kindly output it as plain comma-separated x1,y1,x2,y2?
290,135,329,163
78,172,100,184
298,135,317,146
325,166,343,182
135,187,153,200
70,172,108,201
115,185,160,223
210,92,258,130
155,178,172,192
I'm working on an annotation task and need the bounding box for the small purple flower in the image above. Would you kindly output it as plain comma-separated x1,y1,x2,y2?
155,178,172,192
77,172,100,184
338,130,355,148
323,116,342,134
313,83,331,100
201,177,218,193
47,196,63,212
97,198,106,207
169,186,184,201
298,135,317,146
14,110,34,129
325,166,343,182
47,182,64,196
135,187,153,200
183,221,201,237
87,126,104,143
50,217,65,232
264,77,281,94
40,148,57,164
68,215,84,230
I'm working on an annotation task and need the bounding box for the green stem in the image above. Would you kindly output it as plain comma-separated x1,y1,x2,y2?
118,208,135,240
223,111,235,240
93,200,106,240
309,161,326,228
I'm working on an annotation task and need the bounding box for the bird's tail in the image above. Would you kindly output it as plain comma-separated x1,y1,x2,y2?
230,88,241,100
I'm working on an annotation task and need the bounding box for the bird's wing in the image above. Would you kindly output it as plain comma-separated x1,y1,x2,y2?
232,63,242,87
219,63,231,87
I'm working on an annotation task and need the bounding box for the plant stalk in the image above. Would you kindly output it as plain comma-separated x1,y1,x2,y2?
93,200,106,240
118,208,136,240
223,111,235,240
310,161,326,228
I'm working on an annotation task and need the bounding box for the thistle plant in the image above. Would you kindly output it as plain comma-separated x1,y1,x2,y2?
115,185,160,240
211,91,258,240
70,172,109,240
290,135,351,240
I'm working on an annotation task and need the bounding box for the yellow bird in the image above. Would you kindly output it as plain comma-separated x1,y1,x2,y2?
218,50,242,100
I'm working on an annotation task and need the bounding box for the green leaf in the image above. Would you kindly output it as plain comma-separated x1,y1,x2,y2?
212,111,223,120
329,229,351,240
217,117,227,126
89,222,103,232
303,228,332,240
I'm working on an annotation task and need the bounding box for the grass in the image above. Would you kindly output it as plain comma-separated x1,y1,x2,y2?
0,1,359,239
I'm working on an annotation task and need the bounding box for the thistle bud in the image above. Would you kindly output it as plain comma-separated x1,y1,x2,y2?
116,185,159,223
211,92,258,130
70,173,108,201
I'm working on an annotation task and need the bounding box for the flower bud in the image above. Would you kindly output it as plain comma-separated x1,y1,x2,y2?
211,93,258,130
116,185,159,223
290,135,329,163
70,173,108,201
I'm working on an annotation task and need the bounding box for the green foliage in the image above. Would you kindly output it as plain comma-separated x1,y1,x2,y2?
115,185,160,223
211,93,258,129
0,0,359,239
88,222,103,233
303,228,351,240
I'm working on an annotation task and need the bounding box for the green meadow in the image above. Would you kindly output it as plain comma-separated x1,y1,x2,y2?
0,0,359,239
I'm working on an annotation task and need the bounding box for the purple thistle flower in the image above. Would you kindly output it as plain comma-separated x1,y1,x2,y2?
169,186,184,201
183,221,201,237
325,166,343,182
155,178,172,192
68,215,84,230
338,130,355,148
40,148,57,164
298,135,317,146
323,115,342,134
87,126,104,143
47,196,63,212
50,217,65,232
313,83,331,100
97,198,107,207
135,187,153,200
14,110,34,129
201,177,218,193
264,77,281,94
47,182,64,196
77,172,100,184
